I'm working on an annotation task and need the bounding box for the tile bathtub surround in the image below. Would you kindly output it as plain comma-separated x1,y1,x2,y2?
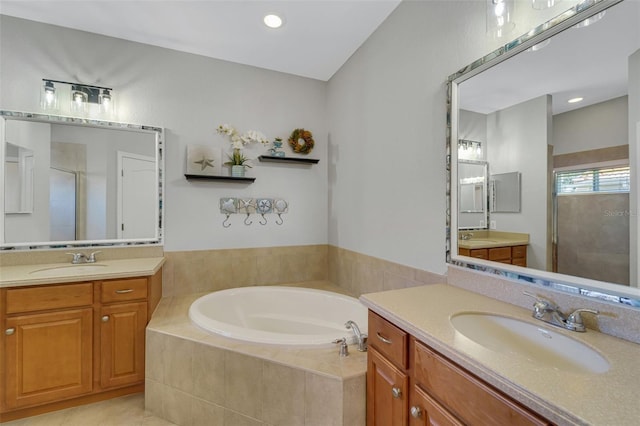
0,245,163,267
447,264,640,345
328,245,446,296
145,283,367,426
162,245,328,297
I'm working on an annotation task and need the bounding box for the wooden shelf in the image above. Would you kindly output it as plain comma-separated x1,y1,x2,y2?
258,155,319,164
184,174,256,183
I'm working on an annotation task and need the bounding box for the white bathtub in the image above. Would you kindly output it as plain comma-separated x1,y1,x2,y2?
188,286,368,346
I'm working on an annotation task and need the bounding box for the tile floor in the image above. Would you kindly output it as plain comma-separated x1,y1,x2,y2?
2,393,176,426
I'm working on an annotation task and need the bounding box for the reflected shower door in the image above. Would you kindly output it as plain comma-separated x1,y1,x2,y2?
50,167,77,241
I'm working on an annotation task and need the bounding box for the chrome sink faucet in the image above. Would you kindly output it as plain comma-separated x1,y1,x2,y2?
524,291,599,332
67,251,101,264
460,232,474,240
345,320,368,351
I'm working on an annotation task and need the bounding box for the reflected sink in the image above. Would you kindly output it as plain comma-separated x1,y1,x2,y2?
450,313,610,374
29,264,108,277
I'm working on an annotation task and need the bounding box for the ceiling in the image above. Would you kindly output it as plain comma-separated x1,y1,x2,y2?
0,0,402,81
459,0,639,115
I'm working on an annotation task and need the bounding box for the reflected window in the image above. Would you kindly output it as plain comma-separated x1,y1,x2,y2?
556,166,630,194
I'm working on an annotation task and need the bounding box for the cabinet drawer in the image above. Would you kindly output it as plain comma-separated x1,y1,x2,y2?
369,310,408,369
488,247,511,261
412,340,549,426
101,278,147,303
469,249,488,259
512,245,527,259
6,283,93,314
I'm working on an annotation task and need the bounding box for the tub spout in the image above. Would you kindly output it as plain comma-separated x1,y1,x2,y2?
345,320,368,352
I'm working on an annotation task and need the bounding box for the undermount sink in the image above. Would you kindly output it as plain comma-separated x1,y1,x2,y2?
450,312,610,374
29,264,108,276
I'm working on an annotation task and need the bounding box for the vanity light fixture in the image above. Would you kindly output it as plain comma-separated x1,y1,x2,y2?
263,14,283,29
458,139,483,161
487,0,515,38
40,79,114,116
40,80,58,111
568,97,584,104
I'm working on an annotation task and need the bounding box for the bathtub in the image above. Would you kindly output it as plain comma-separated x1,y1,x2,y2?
188,286,368,346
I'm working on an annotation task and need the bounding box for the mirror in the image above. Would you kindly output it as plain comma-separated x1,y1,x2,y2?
491,172,521,213
0,111,164,249
4,142,34,214
458,160,488,229
447,0,640,305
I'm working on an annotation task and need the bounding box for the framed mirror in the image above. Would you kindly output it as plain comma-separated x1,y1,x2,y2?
458,160,488,229
491,172,521,213
447,0,640,306
0,111,164,249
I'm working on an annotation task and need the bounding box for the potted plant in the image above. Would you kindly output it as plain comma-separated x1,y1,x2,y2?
217,124,268,177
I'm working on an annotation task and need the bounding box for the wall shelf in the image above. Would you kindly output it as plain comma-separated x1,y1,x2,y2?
184,174,256,183
258,155,319,164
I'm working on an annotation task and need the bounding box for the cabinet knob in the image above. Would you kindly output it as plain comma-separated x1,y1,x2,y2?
5,328,15,336
101,315,110,322
391,386,402,399
410,405,423,418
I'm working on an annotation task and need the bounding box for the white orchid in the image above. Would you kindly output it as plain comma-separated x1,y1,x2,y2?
242,130,269,145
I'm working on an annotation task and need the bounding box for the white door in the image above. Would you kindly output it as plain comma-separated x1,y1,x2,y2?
117,152,156,239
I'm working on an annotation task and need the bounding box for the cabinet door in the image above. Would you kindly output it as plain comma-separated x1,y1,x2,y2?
5,308,93,409
367,347,408,426
100,302,147,389
410,386,463,426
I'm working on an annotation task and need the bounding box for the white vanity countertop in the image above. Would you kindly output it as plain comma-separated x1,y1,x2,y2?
361,284,640,426
0,257,165,288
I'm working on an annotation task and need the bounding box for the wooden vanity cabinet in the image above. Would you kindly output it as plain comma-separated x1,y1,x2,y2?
3,283,94,410
459,245,527,267
0,269,162,422
98,278,149,389
367,310,551,426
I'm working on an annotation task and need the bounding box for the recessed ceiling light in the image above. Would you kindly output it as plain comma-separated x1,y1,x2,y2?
263,14,283,29
568,97,584,104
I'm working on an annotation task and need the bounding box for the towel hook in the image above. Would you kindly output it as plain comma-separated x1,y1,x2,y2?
244,213,253,226
259,214,268,225
275,213,284,225
223,213,232,228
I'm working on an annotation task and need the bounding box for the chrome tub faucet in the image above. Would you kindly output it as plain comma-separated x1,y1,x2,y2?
345,320,368,351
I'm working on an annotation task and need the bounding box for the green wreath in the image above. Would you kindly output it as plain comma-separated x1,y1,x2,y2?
288,128,314,154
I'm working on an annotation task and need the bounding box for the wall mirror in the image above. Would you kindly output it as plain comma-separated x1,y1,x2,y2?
447,0,640,306
5,142,34,214
491,172,521,213
0,111,164,249
458,160,488,229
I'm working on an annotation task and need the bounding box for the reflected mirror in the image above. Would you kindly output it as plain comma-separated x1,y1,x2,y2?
5,142,34,214
458,160,488,229
0,111,164,249
448,0,640,305
491,172,521,213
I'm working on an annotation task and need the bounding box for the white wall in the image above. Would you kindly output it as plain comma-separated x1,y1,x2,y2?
553,96,628,156
487,95,551,270
0,15,328,251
